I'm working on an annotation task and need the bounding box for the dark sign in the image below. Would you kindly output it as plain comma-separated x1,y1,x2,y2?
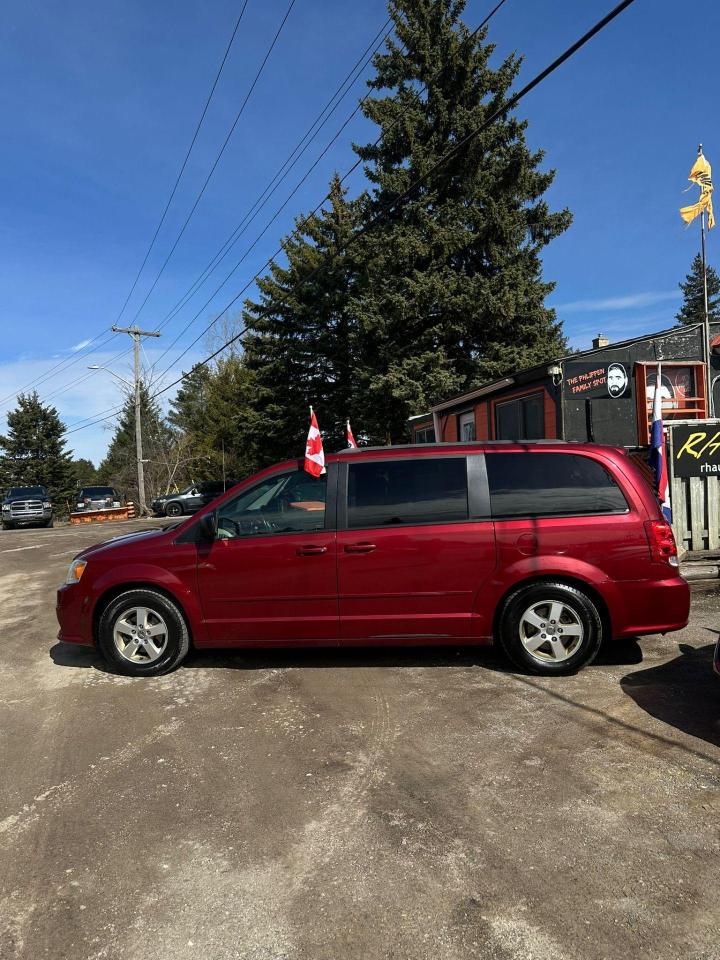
670,423,720,478
563,361,632,399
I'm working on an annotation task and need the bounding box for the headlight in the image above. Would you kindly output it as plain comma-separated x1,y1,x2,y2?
43,501,52,509
66,559,87,584
1,505,9,512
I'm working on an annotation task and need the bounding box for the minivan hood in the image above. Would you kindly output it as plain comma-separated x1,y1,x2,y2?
76,526,168,561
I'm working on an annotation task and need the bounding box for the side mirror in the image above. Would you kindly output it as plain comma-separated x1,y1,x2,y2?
197,511,216,542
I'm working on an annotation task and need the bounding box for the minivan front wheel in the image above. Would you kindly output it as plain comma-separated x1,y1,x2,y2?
499,581,603,675
98,589,190,677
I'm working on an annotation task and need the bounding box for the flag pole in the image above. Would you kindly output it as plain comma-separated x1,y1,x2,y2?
699,143,713,416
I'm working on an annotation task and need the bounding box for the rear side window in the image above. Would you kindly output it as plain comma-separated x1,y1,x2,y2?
347,458,468,528
486,452,628,519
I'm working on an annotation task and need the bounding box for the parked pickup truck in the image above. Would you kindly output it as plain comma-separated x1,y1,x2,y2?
74,486,124,512
2,486,53,529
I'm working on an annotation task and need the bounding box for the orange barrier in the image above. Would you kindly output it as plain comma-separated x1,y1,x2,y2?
69,507,130,525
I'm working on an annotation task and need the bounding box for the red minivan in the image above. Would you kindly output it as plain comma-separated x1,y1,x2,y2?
56,442,689,677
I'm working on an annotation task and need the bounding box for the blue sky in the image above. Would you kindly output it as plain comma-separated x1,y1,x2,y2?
0,0,717,463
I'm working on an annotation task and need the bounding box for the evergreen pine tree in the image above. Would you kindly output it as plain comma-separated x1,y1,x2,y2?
0,391,75,507
243,175,365,462
71,458,98,488
97,383,172,503
167,364,212,438
168,358,258,482
676,253,720,326
350,0,571,440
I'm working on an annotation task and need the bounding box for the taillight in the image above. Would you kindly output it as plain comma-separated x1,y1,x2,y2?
645,519,678,564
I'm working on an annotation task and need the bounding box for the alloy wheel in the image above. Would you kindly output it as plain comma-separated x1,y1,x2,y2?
113,606,169,664
518,599,584,664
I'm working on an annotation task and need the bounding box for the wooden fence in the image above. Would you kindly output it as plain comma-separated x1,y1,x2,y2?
668,420,720,554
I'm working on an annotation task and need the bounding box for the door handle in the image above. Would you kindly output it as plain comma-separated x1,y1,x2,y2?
296,544,328,556
344,542,377,554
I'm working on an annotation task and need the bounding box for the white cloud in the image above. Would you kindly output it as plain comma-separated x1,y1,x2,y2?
0,347,203,465
553,291,680,313
70,338,92,352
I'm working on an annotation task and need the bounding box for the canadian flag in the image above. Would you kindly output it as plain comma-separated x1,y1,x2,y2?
346,419,357,448
304,407,326,477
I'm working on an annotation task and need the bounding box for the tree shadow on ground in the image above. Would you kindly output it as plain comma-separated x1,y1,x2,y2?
621,640,720,749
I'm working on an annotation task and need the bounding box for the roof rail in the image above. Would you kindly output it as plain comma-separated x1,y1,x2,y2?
340,440,570,452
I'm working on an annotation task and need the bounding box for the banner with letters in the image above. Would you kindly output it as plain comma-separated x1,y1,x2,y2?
563,361,633,399
669,422,720,478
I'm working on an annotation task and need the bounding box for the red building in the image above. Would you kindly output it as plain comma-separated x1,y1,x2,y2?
410,324,719,448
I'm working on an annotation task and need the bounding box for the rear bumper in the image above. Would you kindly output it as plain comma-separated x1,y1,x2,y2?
610,573,690,637
56,583,94,646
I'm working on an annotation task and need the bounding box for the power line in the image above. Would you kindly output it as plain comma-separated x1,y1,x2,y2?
127,0,297,328
1,9,384,420
112,0,251,327
52,0,525,441
150,0,637,402
148,63,383,379
21,14,394,416
148,1,511,386
0,2,251,411
148,19,393,350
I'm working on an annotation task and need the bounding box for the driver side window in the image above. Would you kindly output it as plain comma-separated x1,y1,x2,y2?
216,469,327,539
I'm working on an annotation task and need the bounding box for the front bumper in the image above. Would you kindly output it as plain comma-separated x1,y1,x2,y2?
56,583,94,646
4,508,52,525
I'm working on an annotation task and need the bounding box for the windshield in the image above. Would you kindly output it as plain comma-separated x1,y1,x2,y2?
79,487,115,497
7,487,45,498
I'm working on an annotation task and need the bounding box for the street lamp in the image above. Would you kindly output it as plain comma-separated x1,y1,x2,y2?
87,364,132,389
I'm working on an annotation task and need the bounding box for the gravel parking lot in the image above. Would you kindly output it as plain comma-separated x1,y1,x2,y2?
1,520,719,960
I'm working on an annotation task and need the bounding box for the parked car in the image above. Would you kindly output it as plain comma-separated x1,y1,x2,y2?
75,486,123,512
56,442,690,678
151,481,235,518
2,485,53,529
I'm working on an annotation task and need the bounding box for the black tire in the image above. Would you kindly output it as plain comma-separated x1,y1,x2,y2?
165,501,183,518
97,588,191,677
44,519,54,528
2,521,13,531
498,581,603,676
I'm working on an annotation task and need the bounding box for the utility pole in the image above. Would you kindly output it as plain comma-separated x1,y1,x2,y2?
111,325,160,515
695,144,714,417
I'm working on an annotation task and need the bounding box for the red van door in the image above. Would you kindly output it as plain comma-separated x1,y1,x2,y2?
196,466,338,644
337,456,496,643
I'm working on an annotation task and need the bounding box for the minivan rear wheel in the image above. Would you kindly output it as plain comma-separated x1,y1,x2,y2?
498,581,603,675
98,588,191,677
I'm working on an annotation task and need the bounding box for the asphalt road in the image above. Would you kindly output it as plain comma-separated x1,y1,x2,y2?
1,520,719,960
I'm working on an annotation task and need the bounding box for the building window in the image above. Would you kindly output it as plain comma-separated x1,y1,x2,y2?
495,393,544,440
347,458,468,528
635,362,707,444
458,411,476,441
414,425,435,444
